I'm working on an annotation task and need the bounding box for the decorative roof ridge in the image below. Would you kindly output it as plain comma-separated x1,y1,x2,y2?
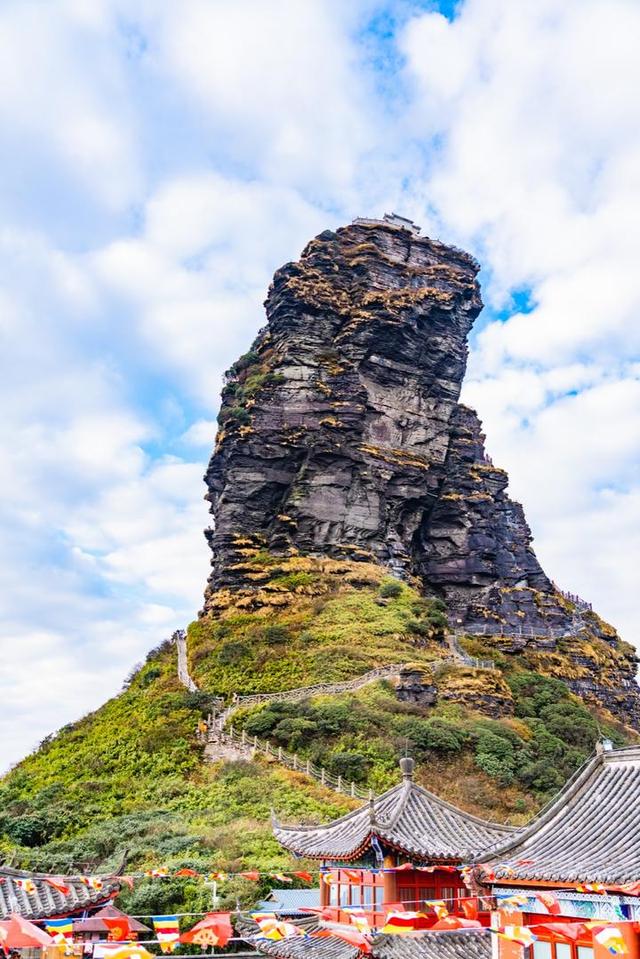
402,780,519,833
0,864,121,881
481,748,606,864
271,782,405,835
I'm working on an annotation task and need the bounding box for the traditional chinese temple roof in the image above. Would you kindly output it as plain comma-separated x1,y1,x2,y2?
273,759,514,863
0,865,120,921
73,904,150,933
253,928,491,959
486,744,640,886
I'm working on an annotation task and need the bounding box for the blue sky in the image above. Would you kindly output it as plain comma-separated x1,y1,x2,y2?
1,0,639,769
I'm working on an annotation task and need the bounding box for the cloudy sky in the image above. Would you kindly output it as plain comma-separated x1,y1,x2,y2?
1,0,638,770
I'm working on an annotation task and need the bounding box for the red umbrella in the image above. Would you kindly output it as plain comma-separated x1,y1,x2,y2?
0,914,55,948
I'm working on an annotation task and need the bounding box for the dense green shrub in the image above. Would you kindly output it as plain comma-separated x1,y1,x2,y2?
217,641,251,665
217,406,251,426
262,625,290,645
327,751,369,782
379,579,403,599
401,718,469,754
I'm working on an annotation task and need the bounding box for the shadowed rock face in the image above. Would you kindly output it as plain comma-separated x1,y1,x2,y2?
202,220,639,725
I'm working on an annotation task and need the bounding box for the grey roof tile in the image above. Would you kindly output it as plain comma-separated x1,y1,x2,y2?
0,866,120,920
252,928,491,959
274,780,514,862
486,746,640,885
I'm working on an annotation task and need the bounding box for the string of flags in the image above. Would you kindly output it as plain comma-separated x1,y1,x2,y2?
31,899,638,958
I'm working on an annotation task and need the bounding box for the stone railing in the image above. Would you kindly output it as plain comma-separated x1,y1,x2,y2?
452,623,574,641
447,634,497,670
209,722,376,801
229,663,407,711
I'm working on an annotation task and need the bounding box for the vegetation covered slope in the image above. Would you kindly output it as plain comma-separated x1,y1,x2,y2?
0,555,634,918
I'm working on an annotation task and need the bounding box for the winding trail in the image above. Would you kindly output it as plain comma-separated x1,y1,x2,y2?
175,626,496,798
174,629,198,693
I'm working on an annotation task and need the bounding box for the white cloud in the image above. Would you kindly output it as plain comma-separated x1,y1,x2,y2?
1,0,639,770
402,0,640,641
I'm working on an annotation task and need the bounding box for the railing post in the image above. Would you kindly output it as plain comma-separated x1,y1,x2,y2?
321,768,326,785
306,759,311,775
351,781,356,797
229,724,234,739
278,746,283,761
337,775,342,793
293,754,298,770
241,729,246,746
254,735,258,749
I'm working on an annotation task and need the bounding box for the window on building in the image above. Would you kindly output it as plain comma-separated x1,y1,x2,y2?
533,941,593,959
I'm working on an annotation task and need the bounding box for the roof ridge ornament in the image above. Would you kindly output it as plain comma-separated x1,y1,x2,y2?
399,756,415,782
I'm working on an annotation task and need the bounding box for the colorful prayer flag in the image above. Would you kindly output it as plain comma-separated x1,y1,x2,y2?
344,908,370,936
293,871,313,883
270,873,293,883
239,871,260,881
45,879,71,896
382,911,431,935
594,927,627,955
255,918,303,941
425,900,449,920
152,916,179,954
497,925,537,948
461,898,479,921
14,879,36,893
101,914,131,943
180,913,232,948
312,929,371,954
535,891,561,915
45,919,73,940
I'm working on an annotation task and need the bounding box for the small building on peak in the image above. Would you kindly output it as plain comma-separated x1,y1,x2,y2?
352,213,421,235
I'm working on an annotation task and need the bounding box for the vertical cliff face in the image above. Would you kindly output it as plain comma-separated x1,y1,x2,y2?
202,219,639,725
203,221,561,629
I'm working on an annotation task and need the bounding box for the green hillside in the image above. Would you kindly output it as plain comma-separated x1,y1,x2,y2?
0,555,634,915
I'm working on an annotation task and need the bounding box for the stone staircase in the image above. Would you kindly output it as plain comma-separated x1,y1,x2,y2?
176,628,497,799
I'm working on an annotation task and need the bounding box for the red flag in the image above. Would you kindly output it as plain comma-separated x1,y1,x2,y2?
343,869,363,882
432,917,482,930
293,872,313,883
536,892,561,915
104,917,130,942
312,929,371,954
531,922,586,942
461,898,479,921
180,914,232,948
174,869,200,878
45,879,71,896
240,871,260,881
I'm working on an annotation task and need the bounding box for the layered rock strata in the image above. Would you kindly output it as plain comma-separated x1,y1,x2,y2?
203,219,639,724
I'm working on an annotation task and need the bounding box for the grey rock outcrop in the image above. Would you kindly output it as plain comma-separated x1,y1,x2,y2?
202,219,639,725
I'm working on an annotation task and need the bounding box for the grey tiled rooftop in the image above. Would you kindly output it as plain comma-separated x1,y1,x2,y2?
487,745,640,885
253,928,491,959
0,866,120,920
273,762,515,862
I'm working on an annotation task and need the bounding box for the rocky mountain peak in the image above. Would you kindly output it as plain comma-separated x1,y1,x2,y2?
202,218,639,725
